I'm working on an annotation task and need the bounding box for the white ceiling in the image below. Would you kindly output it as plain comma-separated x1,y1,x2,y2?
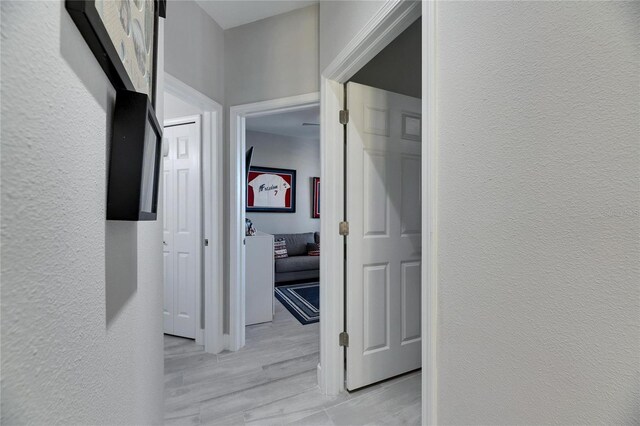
246,106,320,139
195,0,318,30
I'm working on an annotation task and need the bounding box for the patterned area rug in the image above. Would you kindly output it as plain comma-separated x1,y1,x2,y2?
274,282,319,325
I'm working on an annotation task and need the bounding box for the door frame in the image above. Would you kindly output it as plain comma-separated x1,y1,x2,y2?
229,92,320,351
164,73,224,354
319,1,438,424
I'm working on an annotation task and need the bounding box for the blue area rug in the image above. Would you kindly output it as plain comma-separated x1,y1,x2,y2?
275,282,319,325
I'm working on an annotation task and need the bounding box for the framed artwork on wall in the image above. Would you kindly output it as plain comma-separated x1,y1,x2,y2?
66,0,162,107
247,167,296,213
312,177,320,218
107,90,163,221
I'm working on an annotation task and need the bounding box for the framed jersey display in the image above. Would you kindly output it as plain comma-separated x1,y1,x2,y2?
247,167,296,213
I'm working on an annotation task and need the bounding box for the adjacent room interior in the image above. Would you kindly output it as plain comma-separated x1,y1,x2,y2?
245,106,321,328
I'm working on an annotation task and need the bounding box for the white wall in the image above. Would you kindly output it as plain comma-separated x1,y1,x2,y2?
165,0,225,104
1,1,163,424
246,131,320,235
224,4,319,106
319,0,386,72
164,91,201,120
435,2,640,424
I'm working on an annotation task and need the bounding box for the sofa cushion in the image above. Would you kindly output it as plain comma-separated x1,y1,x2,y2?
275,256,320,273
273,232,315,257
307,242,320,256
314,232,320,244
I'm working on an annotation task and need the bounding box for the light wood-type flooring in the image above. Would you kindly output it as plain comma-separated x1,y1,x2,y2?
164,300,421,425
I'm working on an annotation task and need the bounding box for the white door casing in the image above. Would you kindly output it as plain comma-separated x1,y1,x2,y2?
163,119,201,339
346,82,422,390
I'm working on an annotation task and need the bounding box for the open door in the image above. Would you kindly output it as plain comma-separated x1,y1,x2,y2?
345,82,422,390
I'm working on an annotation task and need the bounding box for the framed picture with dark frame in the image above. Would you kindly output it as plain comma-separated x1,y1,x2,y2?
66,0,162,107
247,167,296,213
107,90,163,221
311,177,320,218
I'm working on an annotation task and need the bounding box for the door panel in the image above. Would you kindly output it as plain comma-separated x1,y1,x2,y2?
401,155,421,235
363,263,389,353
163,121,200,339
346,82,422,390
401,260,421,343
363,151,388,236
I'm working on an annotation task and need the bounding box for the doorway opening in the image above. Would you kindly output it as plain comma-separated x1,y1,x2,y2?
225,94,323,403
162,74,224,354
343,16,423,392
228,93,320,351
318,6,436,424
245,107,321,328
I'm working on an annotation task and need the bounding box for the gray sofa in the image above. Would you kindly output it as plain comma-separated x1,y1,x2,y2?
273,232,320,284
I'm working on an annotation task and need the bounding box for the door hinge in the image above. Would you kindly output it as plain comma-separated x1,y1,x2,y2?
339,109,349,125
339,332,349,347
204,238,209,247
339,221,349,236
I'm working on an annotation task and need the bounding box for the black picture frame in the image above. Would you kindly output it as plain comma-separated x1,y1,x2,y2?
245,146,254,183
65,0,160,107
246,167,297,213
311,177,320,219
107,90,163,221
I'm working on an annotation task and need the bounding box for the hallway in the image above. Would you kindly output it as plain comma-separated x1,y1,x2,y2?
164,301,421,425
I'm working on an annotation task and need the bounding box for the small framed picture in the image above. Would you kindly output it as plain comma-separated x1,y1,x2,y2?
312,177,320,218
247,167,296,213
66,0,160,106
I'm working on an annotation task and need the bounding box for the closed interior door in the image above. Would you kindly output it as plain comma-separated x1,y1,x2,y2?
346,82,422,390
163,120,200,339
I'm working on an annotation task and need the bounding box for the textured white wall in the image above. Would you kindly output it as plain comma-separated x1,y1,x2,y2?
435,2,640,424
165,0,225,104
1,2,164,423
246,131,320,235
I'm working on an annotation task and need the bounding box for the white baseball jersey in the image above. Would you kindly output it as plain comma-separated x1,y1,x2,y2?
249,174,291,207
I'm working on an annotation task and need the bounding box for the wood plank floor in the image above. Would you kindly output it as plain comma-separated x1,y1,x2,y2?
164,300,421,425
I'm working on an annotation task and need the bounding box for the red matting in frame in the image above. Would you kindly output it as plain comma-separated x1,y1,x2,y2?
246,166,296,213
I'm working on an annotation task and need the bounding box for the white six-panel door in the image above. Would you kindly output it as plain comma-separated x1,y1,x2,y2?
163,120,200,339
346,83,422,390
